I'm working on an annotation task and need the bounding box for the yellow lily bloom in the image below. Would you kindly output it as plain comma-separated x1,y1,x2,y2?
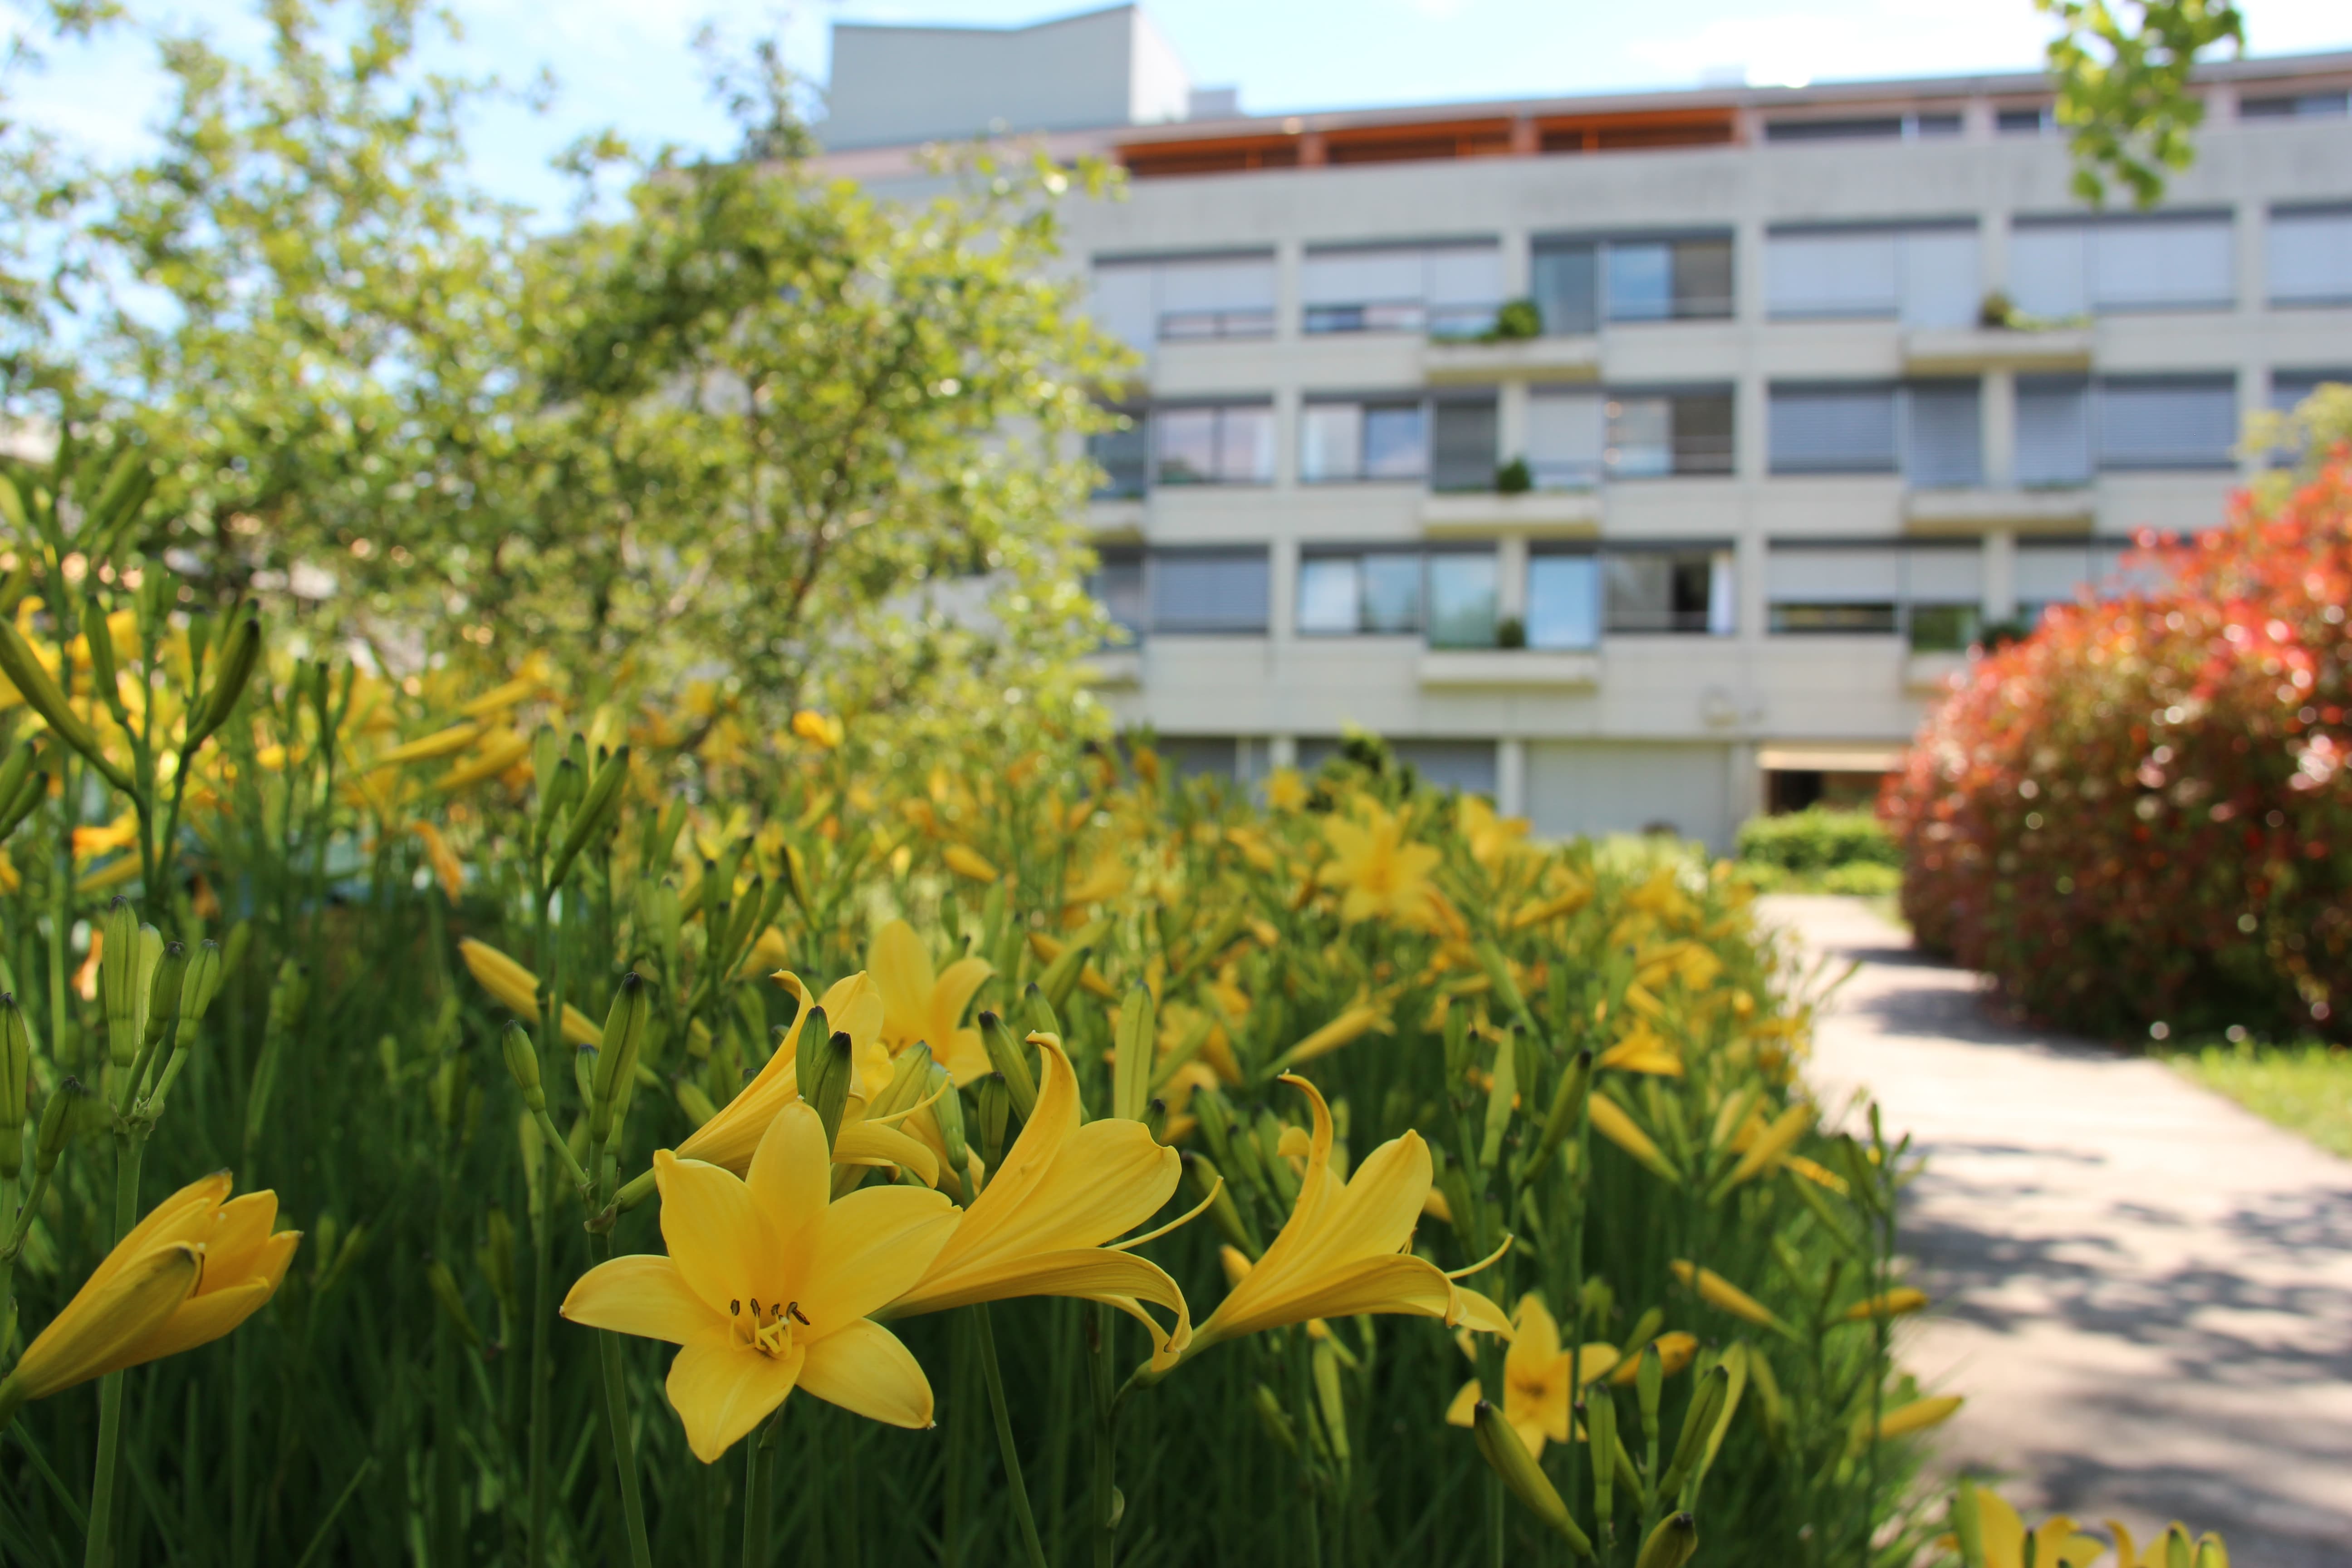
0,1172,298,1412
882,1034,1193,1367
675,972,888,1174
1608,1331,1698,1385
1457,796,1531,869
1936,1490,2103,1568
458,938,599,1047
1596,1023,1684,1077
1264,768,1308,811
1318,799,1441,929
869,920,994,1085
2107,1518,2227,1568
1185,1073,1509,1357
562,1103,957,1462
1442,1293,1617,1459
941,844,999,883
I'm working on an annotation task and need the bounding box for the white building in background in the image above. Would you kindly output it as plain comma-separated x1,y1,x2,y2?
817,6,2352,849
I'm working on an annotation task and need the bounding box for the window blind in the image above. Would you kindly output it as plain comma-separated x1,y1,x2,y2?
1764,546,1902,603
1088,262,1158,351
1527,391,1604,487
2095,376,2236,470
1767,232,1900,318
1151,551,1270,634
1769,385,1900,473
1904,382,1983,487
1900,229,1981,328
2091,219,2233,309
2015,376,2092,485
2009,225,2088,318
2269,209,2352,305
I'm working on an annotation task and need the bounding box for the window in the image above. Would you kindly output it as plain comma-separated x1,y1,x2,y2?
1296,548,1497,647
2096,376,2236,470
1769,384,1899,474
1609,388,1735,477
1301,241,1502,337
2240,90,2350,120
2014,375,2237,478
1301,397,1465,484
2273,369,2352,413
1767,381,1983,483
2269,206,2352,306
1149,549,1271,634
1764,540,1984,645
2009,215,2234,316
1430,395,1499,492
1765,223,1979,328
1997,105,2052,134
1530,234,1734,329
1153,402,1275,485
1089,409,1148,499
1604,545,1736,635
2014,538,2165,621
1088,547,1146,638
1764,111,1965,142
1766,543,1900,634
1089,253,1277,349
1526,387,1605,488
2016,374,2093,485
1527,552,1600,649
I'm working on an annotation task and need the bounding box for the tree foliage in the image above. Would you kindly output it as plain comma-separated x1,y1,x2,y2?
2036,0,2244,207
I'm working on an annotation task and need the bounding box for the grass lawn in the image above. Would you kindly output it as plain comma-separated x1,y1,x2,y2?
2163,1040,2352,1160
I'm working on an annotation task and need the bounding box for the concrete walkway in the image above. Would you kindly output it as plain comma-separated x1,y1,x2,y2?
1756,895,2352,1568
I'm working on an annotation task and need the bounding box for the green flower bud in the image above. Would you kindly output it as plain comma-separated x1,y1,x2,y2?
1634,1514,1698,1568
501,1020,545,1113
100,899,141,1066
1470,1400,1592,1556
977,1072,1011,1171
589,974,651,1120
807,1032,855,1153
976,1010,1038,1122
35,1077,80,1175
142,942,190,1053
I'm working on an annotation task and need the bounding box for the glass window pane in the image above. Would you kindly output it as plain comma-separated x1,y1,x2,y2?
1607,396,1671,477
1431,397,1498,492
1363,404,1428,480
1531,243,1598,335
1297,557,1362,634
1671,393,1736,475
1606,243,1673,321
1216,406,1275,482
2092,219,2233,310
1908,603,1980,652
1769,385,1899,473
1089,261,1158,351
1427,554,1498,648
2009,225,2088,319
1428,245,1503,335
1905,382,1983,486
1154,409,1217,485
2015,375,2092,485
1301,405,1362,481
1671,238,1734,318
1152,551,1269,633
1527,390,1604,487
1361,554,1423,632
1088,551,1145,637
1088,411,1148,499
2269,210,2352,305
1604,552,1673,630
1527,555,1599,649
1900,229,1981,328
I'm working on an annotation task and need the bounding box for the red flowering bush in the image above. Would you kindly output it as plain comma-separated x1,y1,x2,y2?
1883,450,2352,1042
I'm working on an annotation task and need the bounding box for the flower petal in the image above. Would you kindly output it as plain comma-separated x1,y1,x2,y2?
931,957,994,1038
796,1185,957,1329
14,1242,201,1398
745,1102,831,1251
654,1152,769,1314
795,1318,934,1430
867,923,935,1045
101,1277,274,1372
676,1044,799,1174
665,1341,804,1464
1445,1378,1482,1428
563,1255,725,1347
199,1192,280,1289
1283,1132,1429,1282
833,1122,940,1187
82,1173,229,1299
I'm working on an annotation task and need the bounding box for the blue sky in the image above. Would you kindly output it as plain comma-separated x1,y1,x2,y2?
8,0,2351,215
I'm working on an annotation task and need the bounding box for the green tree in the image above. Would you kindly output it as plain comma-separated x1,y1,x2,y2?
2037,0,2245,207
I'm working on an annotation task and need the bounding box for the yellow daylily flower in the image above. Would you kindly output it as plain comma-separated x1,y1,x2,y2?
562,1103,957,1462
941,844,999,883
458,938,599,1048
790,709,845,749
412,821,465,903
1596,1023,1684,1077
367,721,485,772
882,1034,1193,1368
1183,1073,1509,1358
1264,768,1308,811
1318,799,1441,929
868,920,995,1085
1608,1331,1698,1385
1457,797,1531,869
675,972,887,1174
2107,1518,2228,1568
1939,1490,2104,1568
1442,1293,1617,1459
0,1172,298,1413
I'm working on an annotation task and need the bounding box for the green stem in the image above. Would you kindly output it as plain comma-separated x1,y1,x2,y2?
84,1128,146,1568
974,1304,1050,1568
741,1407,783,1568
524,892,555,1568
1088,1303,1118,1568
593,1250,655,1568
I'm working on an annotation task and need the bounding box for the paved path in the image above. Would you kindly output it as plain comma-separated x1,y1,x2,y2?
1756,895,2352,1568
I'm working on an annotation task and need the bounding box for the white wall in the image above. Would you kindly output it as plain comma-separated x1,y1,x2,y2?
824,7,1181,149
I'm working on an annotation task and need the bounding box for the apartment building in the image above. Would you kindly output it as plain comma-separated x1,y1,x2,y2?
818,6,2352,849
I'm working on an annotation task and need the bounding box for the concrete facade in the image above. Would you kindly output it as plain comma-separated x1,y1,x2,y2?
819,13,2352,849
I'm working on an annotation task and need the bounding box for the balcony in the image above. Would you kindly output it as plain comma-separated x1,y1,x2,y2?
1417,649,1600,688
1904,487,2095,532
1080,649,1142,687
1420,490,1602,534
1087,497,1147,535
1421,335,1602,384
1901,326,2092,374
1903,651,1971,692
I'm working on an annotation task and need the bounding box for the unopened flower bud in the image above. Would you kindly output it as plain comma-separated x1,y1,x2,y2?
573,1045,598,1111
1634,1514,1698,1568
142,942,190,1053
977,1072,1011,1171
35,1077,80,1174
501,1020,545,1113
589,974,650,1115
100,899,140,1066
